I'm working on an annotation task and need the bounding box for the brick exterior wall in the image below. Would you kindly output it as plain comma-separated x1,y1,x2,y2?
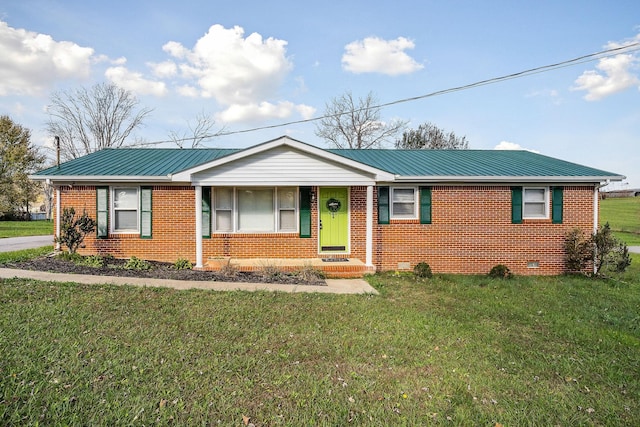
55,184,596,276
372,185,595,275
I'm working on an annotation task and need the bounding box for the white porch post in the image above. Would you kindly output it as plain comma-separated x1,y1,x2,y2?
55,186,61,251
195,185,203,268
366,185,373,266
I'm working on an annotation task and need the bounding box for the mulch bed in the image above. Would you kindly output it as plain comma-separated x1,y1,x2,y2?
5,255,326,286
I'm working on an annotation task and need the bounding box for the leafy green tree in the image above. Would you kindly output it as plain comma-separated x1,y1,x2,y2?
0,115,45,218
395,122,469,149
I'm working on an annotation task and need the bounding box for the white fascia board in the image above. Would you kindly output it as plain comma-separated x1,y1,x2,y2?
392,175,626,184
171,136,395,182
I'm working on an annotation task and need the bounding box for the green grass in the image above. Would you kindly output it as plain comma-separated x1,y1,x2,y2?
1,255,639,425
0,246,53,264
600,197,640,245
0,220,53,238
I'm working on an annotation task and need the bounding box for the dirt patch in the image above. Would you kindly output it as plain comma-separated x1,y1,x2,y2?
5,255,326,286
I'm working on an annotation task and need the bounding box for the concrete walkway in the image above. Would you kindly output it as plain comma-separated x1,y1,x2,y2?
0,235,54,252
630,246,640,254
0,268,378,295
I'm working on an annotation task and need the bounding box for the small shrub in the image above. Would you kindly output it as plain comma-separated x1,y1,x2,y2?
55,207,96,254
488,264,512,279
124,256,152,271
413,262,432,279
173,258,193,270
613,243,632,273
564,228,591,273
77,255,105,268
565,223,632,276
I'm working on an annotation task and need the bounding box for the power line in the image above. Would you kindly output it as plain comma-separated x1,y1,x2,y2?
137,41,640,147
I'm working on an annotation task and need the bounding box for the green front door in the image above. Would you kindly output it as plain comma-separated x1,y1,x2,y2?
319,187,349,252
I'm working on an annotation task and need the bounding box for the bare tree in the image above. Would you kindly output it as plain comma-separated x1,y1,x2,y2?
46,83,152,160
395,122,469,149
315,91,407,149
168,111,226,148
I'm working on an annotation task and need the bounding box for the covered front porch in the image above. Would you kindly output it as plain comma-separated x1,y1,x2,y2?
200,257,375,278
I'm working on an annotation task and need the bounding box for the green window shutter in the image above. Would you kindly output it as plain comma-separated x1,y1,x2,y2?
552,186,563,224
202,187,211,238
378,186,390,224
511,187,523,224
419,187,432,224
140,187,152,238
299,186,312,238
96,187,109,238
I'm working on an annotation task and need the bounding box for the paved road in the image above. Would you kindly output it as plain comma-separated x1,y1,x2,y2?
0,235,54,252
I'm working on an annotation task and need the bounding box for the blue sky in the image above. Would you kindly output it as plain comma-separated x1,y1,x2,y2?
1,0,639,188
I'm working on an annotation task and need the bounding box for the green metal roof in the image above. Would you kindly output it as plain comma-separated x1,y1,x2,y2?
327,149,620,178
35,148,239,177
34,144,623,181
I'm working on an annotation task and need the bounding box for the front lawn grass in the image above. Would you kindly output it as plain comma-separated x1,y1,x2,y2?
0,246,53,264
600,196,640,245
1,255,638,425
0,220,53,238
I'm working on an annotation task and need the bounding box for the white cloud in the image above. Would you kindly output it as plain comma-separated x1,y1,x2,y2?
176,84,199,98
215,101,315,123
165,25,292,104
494,141,539,153
148,60,177,78
0,20,95,95
572,34,640,100
158,24,313,123
105,66,168,96
342,36,423,75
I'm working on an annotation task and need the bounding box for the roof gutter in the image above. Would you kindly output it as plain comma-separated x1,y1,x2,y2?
29,175,173,183
392,175,627,184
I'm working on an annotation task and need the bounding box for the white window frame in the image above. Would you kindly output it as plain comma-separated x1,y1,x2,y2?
111,187,140,233
523,187,549,219
212,187,299,233
390,187,418,219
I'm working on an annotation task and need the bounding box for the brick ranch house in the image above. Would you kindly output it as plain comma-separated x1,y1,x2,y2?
32,136,624,277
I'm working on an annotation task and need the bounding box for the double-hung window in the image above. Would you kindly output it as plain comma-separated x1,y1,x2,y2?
213,187,298,233
390,187,417,219
113,187,139,232
523,188,548,219
237,188,274,232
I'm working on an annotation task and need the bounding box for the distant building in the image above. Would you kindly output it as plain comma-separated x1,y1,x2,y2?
601,189,640,198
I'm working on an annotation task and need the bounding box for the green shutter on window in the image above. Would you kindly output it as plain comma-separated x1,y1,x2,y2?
96,187,108,238
140,187,152,238
552,186,563,224
202,187,211,238
299,186,312,238
511,186,523,224
378,186,390,224
419,187,432,224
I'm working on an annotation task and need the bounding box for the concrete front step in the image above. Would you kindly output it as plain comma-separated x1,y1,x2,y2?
201,257,375,278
